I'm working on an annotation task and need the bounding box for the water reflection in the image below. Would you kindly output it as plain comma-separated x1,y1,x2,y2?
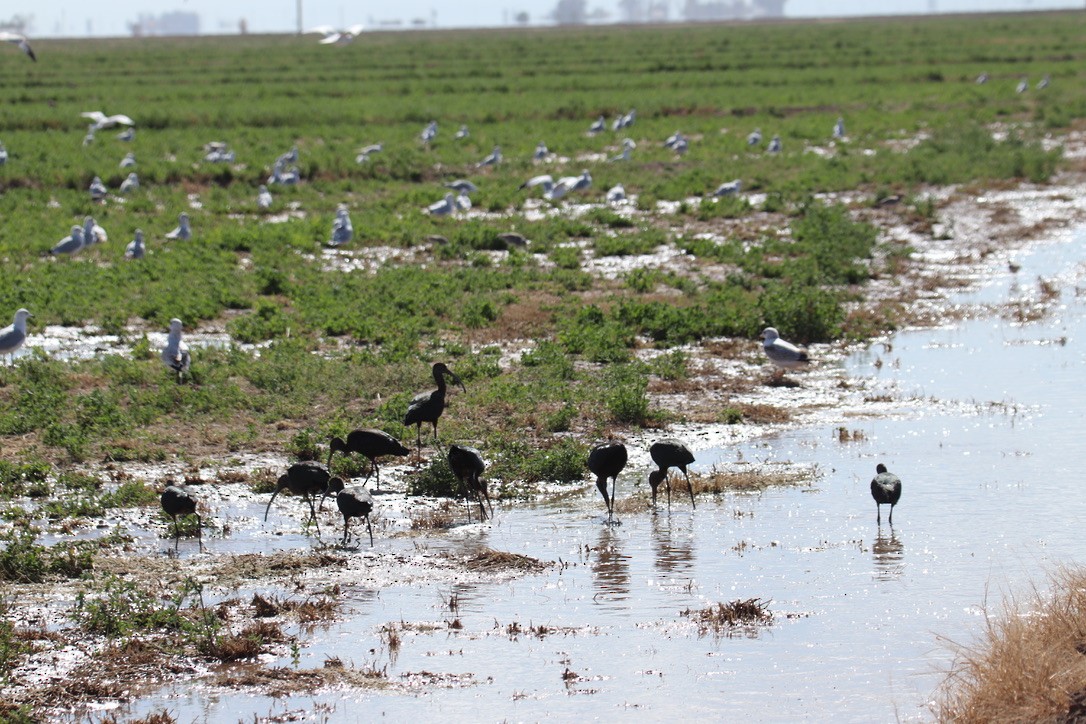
872,528,904,581
591,526,630,606
651,514,695,577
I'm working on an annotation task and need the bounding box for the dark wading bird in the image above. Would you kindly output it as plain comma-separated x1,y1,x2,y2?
870,463,902,525
327,429,410,490
448,444,492,522
403,362,465,457
161,484,201,552
264,461,335,535
648,439,696,511
320,478,375,546
588,440,627,524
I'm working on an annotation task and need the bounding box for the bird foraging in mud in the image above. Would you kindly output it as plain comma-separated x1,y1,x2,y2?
870,463,902,526
320,478,375,546
648,439,696,510
327,429,410,489
588,440,627,524
760,327,810,376
161,484,201,552
264,461,336,535
403,362,465,457
448,444,492,522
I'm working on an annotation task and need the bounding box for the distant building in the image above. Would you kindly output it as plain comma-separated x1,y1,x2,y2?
129,11,200,37
682,0,785,20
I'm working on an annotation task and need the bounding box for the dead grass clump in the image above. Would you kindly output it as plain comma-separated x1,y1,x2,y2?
936,569,1086,723
464,547,548,573
691,465,816,494
410,505,456,530
614,495,652,515
205,621,283,662
681,598,773,636
836,427,867,443
735,403,792,425
101,710,177,724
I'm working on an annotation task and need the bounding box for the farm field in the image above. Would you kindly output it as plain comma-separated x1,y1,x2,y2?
1,12,1086,721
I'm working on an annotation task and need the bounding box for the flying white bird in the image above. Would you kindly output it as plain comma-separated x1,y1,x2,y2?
520,174,554,194
81,111,135,130
306,24,365,45
356,143,382,163
162,319,191,381
0,31,36,61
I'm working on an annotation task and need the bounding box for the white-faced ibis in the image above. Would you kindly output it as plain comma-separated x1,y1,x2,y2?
588,440,627,523
264,461,333,535
448,444,492,522
327,429,410,489
161,318,191,381
648,439,696,510
870,463,902,525
320,478,374,546
403,362,465,457
760,327,810,373
161,484,201,552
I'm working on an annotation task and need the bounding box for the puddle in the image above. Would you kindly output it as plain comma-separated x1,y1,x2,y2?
86,227,1086,720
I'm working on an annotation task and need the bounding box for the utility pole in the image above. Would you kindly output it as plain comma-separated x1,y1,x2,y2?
296,0,303,34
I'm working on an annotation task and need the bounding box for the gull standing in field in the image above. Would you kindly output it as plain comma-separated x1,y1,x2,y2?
82,216,107,245
257,184,273,209
606,183,626,204
356,143,382,163
976,72,989,84
420,121,438,144
833,117,846,139
664,131,688,155
455,190,472,211
533,141,549,160
0,309,31,364
328,204,353,247
444,179,477,195
476,145,502,168
165,212,191,241
204,142,235,163
119,172,139,194
276,146,298,167
712,179,742,197
0,142,8,165
454,124,470,140
1037,74,1050,90
612,109,635,131
51,225,85,256
119,152,136,168
747,128,762,146
1016,78,1028,94
760,327,810,376
0,31,36,61
116,127,135,142
82,125,97,147
81,111,135,131
610,138,636,162
162,318,191,381
89,176,108,201
766,135,782,154
426,193,457,216
125,229,145,259
589,115,606,135
567,169,592,192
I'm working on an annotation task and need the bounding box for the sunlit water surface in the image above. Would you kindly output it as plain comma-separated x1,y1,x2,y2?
127,233,1086,722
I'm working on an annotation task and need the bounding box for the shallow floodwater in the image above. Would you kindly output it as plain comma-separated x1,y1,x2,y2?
121,231,1086,722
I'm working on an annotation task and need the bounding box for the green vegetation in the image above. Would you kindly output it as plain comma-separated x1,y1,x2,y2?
0,13,1078,471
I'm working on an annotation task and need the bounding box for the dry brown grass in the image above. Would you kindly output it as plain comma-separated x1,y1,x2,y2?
681,598,774,636
410,503,457,530
245,592,339,623
691,465,817,494
936,569,1086,723
465,547,549,573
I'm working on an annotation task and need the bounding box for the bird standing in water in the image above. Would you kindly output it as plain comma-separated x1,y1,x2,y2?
648,439,696,510
588,440,627,524
403,362,465,457
870,463,902,525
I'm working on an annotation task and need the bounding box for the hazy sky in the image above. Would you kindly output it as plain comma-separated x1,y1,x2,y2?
8,0,1084,38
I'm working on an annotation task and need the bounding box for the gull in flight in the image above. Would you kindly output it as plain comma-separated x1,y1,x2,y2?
712,179,742,197
119,152,136,168
125,229,145,259
257,185,273,209
119,172,139,194
426,193,457,216
0,309,32,364
82,216,107,245
476,145,502,168
328,204,353,247
81,111,135,131
760,327,810,375
307,24,365,45
165,212,191,241
444,179,477,195
356,143,382,163
51,225,85,256
162,319,191,381
520,174,554,195
0,31,36,61
89,176,108,201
